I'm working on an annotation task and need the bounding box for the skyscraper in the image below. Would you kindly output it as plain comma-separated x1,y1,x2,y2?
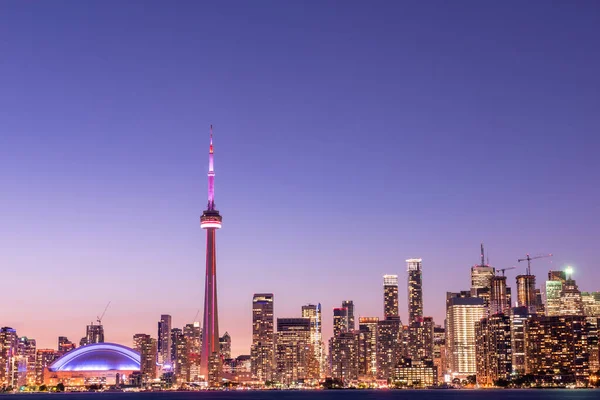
559,274,584,316
157,314,172,369
510,306,528,375
133,334,157,384
172,328,189,382
200,126,223,385
220,332,232,359
516,275,537,314
341,300,355,331
275,318,313,385
358,317,379,378
183,322,202,383
0,327,18,387
333,307,349,337
383,275,399,320
377,318,402,379
17,336,36,387
475,314,512,386
330,331,359,382
302,303,323,377
470,244,495,298
251,293,274,382
446,295,486,376
407,259,424,323
490,275,510,315
545,270,566,317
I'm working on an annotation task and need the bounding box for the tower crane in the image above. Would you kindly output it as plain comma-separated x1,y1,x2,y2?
97,301,111,325
517,254,553,275
496,266,516,277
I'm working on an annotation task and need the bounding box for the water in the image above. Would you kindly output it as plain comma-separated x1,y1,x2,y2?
2,391,598,400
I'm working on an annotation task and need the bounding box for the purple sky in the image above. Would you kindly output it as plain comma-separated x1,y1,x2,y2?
1,1,599,357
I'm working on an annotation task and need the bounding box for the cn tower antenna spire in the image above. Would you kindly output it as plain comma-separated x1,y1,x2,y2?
207,125,215,210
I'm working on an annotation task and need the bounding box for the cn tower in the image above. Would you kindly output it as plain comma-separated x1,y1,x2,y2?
200,125,222,384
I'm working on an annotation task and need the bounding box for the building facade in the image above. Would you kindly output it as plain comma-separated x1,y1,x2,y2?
275,318,313,385
475,314,512,386
446,296,485,376
407,259,424,323
251,293,274,383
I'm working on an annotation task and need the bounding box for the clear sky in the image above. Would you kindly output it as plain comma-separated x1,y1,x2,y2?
1,1,599,357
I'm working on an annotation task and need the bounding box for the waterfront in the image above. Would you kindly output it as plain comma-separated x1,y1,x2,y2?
2,391,599,400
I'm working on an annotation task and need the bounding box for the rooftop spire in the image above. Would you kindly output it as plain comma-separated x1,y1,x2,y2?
207,125,215,210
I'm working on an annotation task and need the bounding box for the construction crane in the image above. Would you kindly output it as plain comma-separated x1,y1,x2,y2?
97,301,111,325
517,253,553,275
496,266,516,277
193,309,200,323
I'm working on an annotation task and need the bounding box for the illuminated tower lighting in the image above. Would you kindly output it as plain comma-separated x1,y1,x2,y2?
200,125,223,385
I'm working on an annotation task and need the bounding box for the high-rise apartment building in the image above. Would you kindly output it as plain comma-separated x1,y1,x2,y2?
329,331,359,382
251,293,274,383
407,316,434,363
220,332,232,359
490,276,510,315
333,307,349,337
171,328,189,382
157,314,172,369
341,300,355,331
34,349,57,385
57,336,76,355
377,318,402,379
17,337,36,387
133,334,157,384
183,322,202,383
302,303,323,377
516,275,537,314
200,126,223,386
383,275,399,320
510,306,528,375
275,318,313,385
358,317,378,378
446,295,486,376
0,327,18,387
475,314,512,386
525,315,596,385
81,323,104,346
407,259,424,323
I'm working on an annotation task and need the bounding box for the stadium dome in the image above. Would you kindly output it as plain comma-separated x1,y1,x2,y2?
49,342,141,372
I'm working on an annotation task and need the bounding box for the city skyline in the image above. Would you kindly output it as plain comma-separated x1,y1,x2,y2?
2,0,599,359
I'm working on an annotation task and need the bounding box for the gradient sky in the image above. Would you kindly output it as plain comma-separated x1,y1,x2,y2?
1,1,599,357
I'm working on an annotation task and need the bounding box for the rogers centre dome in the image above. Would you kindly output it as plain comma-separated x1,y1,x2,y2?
45,343,141,387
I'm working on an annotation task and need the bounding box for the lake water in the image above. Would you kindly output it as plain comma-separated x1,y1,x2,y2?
3,390,599,400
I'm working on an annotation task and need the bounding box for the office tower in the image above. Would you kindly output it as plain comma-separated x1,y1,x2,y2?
407,259,424,323
490,276,510,315
333,307,349,337
358,317,379,378
535,288,545,314
525,315,595,385
83,323,104,345
220,332,231,359
582,292,600,317
545,271,566,316
470,245,495,297
474,314,512,386
510,306,528,375
171,328,189,381
383,275,399,320
341,300,355,331
329,331,359,382
57,336,76,355
377,318,402,379
516,274,537,314
0,327,18,387
183,322,202,354
157,314,172,369
446,295,486,376
559,279,584,316
134,334,157,384
34,349,57,385
302,303,323,377
200,127,223,385
17,337,36,387
251,293,274,382
275,318,312,385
